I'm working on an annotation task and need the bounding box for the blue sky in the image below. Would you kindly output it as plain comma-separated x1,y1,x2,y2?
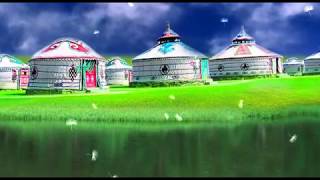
1,2,320,57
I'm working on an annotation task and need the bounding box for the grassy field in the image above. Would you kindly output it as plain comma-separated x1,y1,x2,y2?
0,75,319,125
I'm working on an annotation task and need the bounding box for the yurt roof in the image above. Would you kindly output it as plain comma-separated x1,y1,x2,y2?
211,26,282,60
133,24,207,60
31,37,105,60
106,57,132,70
0,54,28,68
284,57,304,65
305,51,320,60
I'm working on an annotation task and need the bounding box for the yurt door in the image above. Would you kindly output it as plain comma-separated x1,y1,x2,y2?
86,62,97,88
200,59,209,80
276,58,280,73
19,68,29,89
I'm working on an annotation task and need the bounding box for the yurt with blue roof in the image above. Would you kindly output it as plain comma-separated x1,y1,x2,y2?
0,54,29,89
209,26,283,79
106,57,132,85
132,23,208,83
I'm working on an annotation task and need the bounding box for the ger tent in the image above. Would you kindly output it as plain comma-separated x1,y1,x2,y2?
27,37,107,93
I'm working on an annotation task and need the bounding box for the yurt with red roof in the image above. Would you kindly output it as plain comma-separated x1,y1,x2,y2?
209,26,283,79
132,23,208,83
27,38,107,93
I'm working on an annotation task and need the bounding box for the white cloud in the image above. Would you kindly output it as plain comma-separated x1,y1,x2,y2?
18,36,38,53
84,3,180,45
208,3,319,55
0,3,180,54
208,36,229,55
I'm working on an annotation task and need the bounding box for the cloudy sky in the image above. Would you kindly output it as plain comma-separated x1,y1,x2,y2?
1,2,320,57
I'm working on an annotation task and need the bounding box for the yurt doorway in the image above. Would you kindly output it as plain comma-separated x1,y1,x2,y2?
276,58,280,73
85,60,97,88
19,68,29,89
200,59,209,80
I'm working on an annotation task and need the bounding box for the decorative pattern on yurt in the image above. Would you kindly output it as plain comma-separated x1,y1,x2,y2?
304,51,320,74
209,26,283,78
0,54,29,89
132,23,208,83
105,57,132,85
283,57,304,75
27,38,107,92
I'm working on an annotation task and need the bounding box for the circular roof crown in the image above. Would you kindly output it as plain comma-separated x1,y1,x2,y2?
232,26,255,44
157,23,181,44
31,37,105,60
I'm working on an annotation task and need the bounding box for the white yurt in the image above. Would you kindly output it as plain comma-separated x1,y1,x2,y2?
105,57,132,86
209,26,283,78
0,54,29,89
304,51,320,75
283,57,304,75
27,37,107,93
132,23,208,83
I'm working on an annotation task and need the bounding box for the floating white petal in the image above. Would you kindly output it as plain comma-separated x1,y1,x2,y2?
169,95,175,100
289,134,297,143
66,119,78,126
221,18,228,23
91,150,98,161
92,103,98,109
93,30,100,35
164,113,169,120
175,113,183,121
238,99,244,109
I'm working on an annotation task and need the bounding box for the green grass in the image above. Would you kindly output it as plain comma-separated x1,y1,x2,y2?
0,75,320,125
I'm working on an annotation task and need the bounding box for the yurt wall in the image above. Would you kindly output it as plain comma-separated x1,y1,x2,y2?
106,69,131,85
283,58,304,75
0,67,19,89
28,59,82,90
283,63,304,75
304,59,320,74
133,57,202,82
209,57,277,77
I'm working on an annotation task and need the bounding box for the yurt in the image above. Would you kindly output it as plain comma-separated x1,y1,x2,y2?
105,57,132,85
0,54,29,89
27,38,107,93
132,23,208,83
304,51,320,75
209,26,283,79
283,57,304,75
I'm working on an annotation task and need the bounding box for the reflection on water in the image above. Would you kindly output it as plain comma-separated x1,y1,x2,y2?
0,119,320,177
